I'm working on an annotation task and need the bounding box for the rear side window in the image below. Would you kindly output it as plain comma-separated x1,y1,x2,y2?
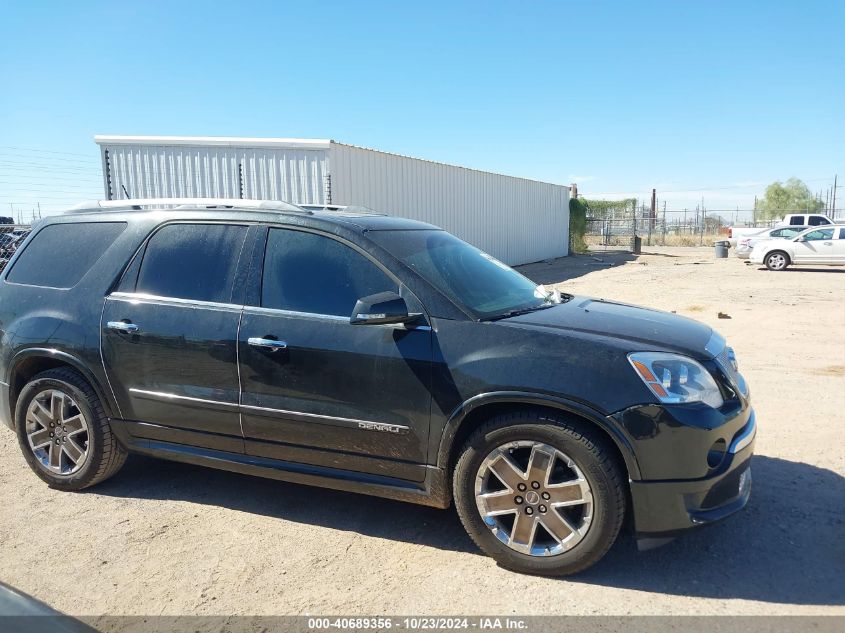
839,229,845,240
261,228,397,316
789,216,805,225
5,222,126,288
135,223,248,303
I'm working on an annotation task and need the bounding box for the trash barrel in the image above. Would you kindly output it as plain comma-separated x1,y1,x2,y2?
631,236,642,254
714,240,729,258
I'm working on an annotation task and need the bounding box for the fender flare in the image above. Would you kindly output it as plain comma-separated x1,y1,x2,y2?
5,348,118,428
436,391,642,480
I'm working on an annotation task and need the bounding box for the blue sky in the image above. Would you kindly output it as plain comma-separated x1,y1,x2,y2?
1,1,843,220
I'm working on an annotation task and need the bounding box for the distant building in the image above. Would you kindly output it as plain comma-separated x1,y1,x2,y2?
94,135,570,265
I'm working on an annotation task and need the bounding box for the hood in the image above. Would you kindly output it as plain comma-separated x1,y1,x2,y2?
502,296,714,357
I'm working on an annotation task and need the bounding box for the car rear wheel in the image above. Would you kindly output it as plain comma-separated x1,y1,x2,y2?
765,251,789,271
453,410,625,576
15,368,127,490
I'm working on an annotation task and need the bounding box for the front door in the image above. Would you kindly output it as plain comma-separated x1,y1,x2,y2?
792,228,836,264
101,222,250,452
238,227,433,481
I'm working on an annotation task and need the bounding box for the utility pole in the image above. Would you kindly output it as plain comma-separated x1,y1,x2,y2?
650,188,656,231
832,175,838,219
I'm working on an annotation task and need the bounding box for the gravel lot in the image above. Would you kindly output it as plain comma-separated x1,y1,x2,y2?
1,246,843,622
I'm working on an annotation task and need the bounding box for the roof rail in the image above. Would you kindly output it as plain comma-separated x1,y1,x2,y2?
66,198,307,213
298,203,385,216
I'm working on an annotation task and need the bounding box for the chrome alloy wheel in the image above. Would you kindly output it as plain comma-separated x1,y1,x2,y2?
474,441,593,556
766,252,787,270
25,389,90,476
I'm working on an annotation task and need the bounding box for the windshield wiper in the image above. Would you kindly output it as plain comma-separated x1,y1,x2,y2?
482,301,556,322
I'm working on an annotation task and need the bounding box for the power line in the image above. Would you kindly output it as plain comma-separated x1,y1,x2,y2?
588,177,837,196
0,160,99,173
0,180,102,189
0,145,101,161
0,154,100,167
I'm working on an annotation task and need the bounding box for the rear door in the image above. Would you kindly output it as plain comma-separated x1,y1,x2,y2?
237,226,433,481
101,222,251,452
834,228,845,259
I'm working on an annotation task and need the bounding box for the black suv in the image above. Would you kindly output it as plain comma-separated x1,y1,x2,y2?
0,199,755,575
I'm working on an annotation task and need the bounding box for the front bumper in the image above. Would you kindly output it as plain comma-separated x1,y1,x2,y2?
630,441,753,538
614,402,756,539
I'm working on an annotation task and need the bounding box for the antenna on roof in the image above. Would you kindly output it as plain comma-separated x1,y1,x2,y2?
121,184,130,199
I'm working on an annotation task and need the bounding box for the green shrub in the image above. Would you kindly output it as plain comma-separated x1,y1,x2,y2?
569,197,589,253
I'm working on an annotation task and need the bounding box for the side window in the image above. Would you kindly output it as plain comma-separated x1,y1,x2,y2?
790,216,804,225
803,229,834,241
261,228,397,317
839,229,845,240
135,223,248,303
781,228,801,238
6,222,126,288
808,216,829,226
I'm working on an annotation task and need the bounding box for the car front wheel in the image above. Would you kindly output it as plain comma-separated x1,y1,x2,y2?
453,410,626,576
765,251,790,271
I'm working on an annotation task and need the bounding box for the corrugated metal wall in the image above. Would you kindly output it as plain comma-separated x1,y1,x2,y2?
101,143,329,205
97,138,570,266
329,143,569,265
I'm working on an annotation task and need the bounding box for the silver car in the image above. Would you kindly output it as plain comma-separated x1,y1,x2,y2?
735,225,809,259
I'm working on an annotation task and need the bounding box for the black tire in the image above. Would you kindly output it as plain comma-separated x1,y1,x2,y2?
15,368,127,490
765,250,790,271
453,409,626,576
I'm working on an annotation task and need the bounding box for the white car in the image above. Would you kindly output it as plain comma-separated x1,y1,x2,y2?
750,225,845,270
735,225,809,259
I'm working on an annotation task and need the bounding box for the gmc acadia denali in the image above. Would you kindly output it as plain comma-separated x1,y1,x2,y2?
0,198,756,575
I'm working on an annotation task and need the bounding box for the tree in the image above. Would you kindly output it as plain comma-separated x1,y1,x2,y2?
755,178,823,220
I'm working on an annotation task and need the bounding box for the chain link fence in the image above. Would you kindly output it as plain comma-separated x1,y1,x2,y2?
0,225,32,273
585,210,736,250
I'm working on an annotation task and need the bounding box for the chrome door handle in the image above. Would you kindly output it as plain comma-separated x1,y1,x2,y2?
107,321,139,333
248,337,287,351
823,241,833,245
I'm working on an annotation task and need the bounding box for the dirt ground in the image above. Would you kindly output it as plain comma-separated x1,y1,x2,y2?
1,246,843,621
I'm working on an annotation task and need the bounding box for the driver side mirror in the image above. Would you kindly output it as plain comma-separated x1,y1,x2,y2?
350,291,421,326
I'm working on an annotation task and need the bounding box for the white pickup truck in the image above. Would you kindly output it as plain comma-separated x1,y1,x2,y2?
727,214,833,246
777,213,833,227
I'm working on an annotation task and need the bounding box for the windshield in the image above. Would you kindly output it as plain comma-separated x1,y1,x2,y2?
370,229,554,319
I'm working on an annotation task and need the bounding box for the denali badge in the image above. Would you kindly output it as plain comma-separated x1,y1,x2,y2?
358,421,402,433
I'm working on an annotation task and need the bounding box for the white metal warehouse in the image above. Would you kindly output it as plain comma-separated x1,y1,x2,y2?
94,136,570,265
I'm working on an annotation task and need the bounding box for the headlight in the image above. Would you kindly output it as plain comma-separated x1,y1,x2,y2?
628,352,724,408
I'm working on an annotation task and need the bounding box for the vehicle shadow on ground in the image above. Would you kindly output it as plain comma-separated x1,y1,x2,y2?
96,454,843,605
517,251,637,285
751,266,845,274
576,454,845,606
